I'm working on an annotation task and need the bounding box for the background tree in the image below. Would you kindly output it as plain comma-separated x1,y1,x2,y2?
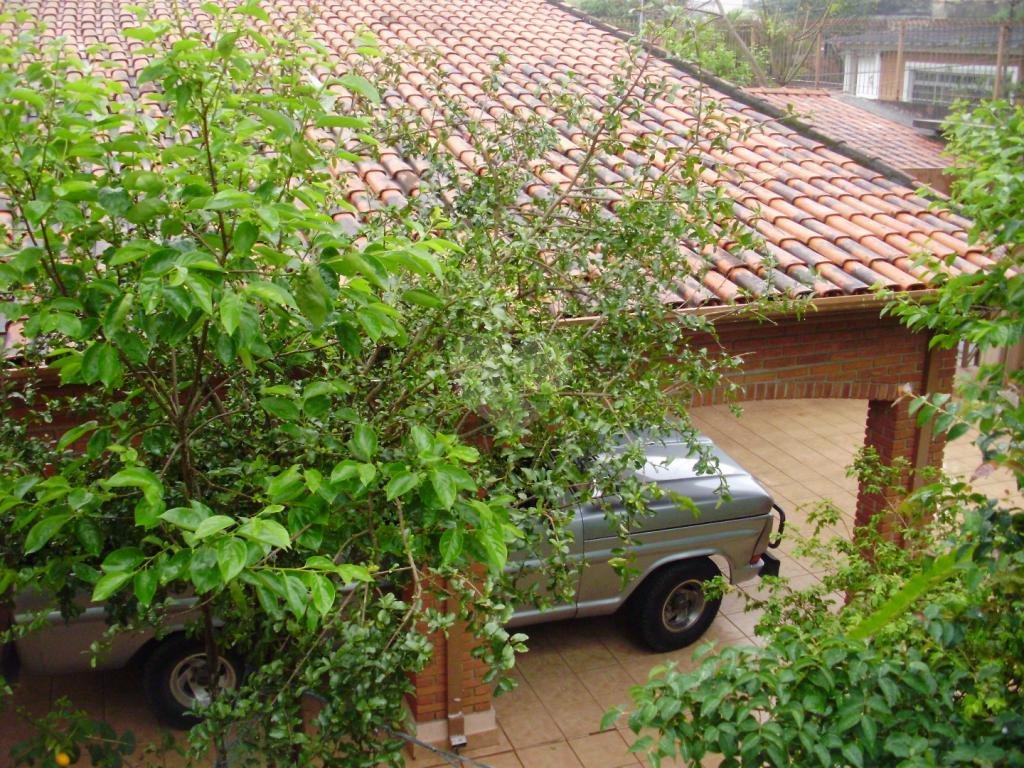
576,0,768,85
620,99,1023,766
0,3,767,765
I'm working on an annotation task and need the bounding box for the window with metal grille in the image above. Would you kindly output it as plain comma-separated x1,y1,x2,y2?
903,62,1018,105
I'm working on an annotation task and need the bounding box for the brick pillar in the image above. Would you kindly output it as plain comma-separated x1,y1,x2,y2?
854,345,957,534
855,398,918,533
405,589,498,755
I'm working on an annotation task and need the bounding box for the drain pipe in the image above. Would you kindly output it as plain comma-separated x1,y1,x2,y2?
446,590,467,749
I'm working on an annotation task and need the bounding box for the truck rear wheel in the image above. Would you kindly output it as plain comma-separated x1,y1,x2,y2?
635,558,722,652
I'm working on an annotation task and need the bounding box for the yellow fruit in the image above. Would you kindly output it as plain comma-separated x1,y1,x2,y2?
55,752,71,767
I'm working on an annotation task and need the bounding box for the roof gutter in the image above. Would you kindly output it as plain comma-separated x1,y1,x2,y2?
556,289,939,328
545,0,928,192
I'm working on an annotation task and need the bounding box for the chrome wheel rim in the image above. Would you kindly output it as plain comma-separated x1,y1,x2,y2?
661,579,706,632
168,653,237,709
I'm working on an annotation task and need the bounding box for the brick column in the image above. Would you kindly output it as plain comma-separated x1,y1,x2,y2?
855,398,918,534
405,590,498,756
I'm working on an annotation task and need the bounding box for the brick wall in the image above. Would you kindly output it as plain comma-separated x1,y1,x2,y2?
689,309,938,405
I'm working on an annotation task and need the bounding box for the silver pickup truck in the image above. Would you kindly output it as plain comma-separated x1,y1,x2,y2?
510,434,783,651
11,434,783,725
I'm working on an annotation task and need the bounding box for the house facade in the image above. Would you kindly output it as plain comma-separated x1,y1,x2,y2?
1,0,1004,752
833,21,1023,109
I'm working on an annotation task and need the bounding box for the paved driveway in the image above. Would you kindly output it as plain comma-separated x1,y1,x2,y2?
4,398,1017,768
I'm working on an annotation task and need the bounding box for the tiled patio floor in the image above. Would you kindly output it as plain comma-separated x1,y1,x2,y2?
3,398,1019,768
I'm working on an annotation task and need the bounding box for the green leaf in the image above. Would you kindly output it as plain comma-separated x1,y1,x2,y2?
245,280,296,308
253,107,295,136
295,266,330,328
309,573,336,616
220,290,243,336
122,26,159,42
24,514,73,554
216,30,240,56
600,707,623,732
189,546,221,593
386,472,421,501
878,676,899,707
338,74,381,103
478,527,508,573
58,420,99,451
233,221,259,255
946,421,970,441
205,190,252,211
124,171,166,195
23,200,51,225
316,115,370,129
102,292,134,337
429,467,458,509
401,288,444,309
161,503,210,531
75,518,104,556
103,466,160,494
102,547,145,573
125,197,168,224
92,571,134,601
81,342,122,388
216,537,248,582
98,188,132,217
55,180,97,202
282,573,307,618
330,460,360,484
194,515,235,539
440,527,463,565
841,743,864,768
237,518,292,550
260,396,301,422
267,466,304,501
185,276,213,315
10,87,46,110
133,569,159,606
336,564,373,583
350,424,378,461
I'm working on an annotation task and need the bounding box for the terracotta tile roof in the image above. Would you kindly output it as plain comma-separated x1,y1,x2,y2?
0,0,996,309
745,88,950,175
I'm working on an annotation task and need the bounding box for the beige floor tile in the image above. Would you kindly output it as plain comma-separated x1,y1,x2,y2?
569,730,640,768
560,643,619,673
723,609,763,640
517,650,575,691
461,728,514,760
579,663,637,711
484,753,526,768
517,740,585,768
543,695,609,740
501,709,567,750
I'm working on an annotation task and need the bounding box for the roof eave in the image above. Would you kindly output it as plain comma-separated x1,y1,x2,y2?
556,289,939,329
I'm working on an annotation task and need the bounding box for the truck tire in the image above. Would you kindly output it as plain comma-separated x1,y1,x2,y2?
635,558,722,652
142,634,242,729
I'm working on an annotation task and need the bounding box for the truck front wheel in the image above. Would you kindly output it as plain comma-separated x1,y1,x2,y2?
142,634,243,729
635,558,722,652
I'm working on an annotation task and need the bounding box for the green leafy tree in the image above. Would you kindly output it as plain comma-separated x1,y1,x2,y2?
0,3,768,765
619,100,1024,766
577,0,762,85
